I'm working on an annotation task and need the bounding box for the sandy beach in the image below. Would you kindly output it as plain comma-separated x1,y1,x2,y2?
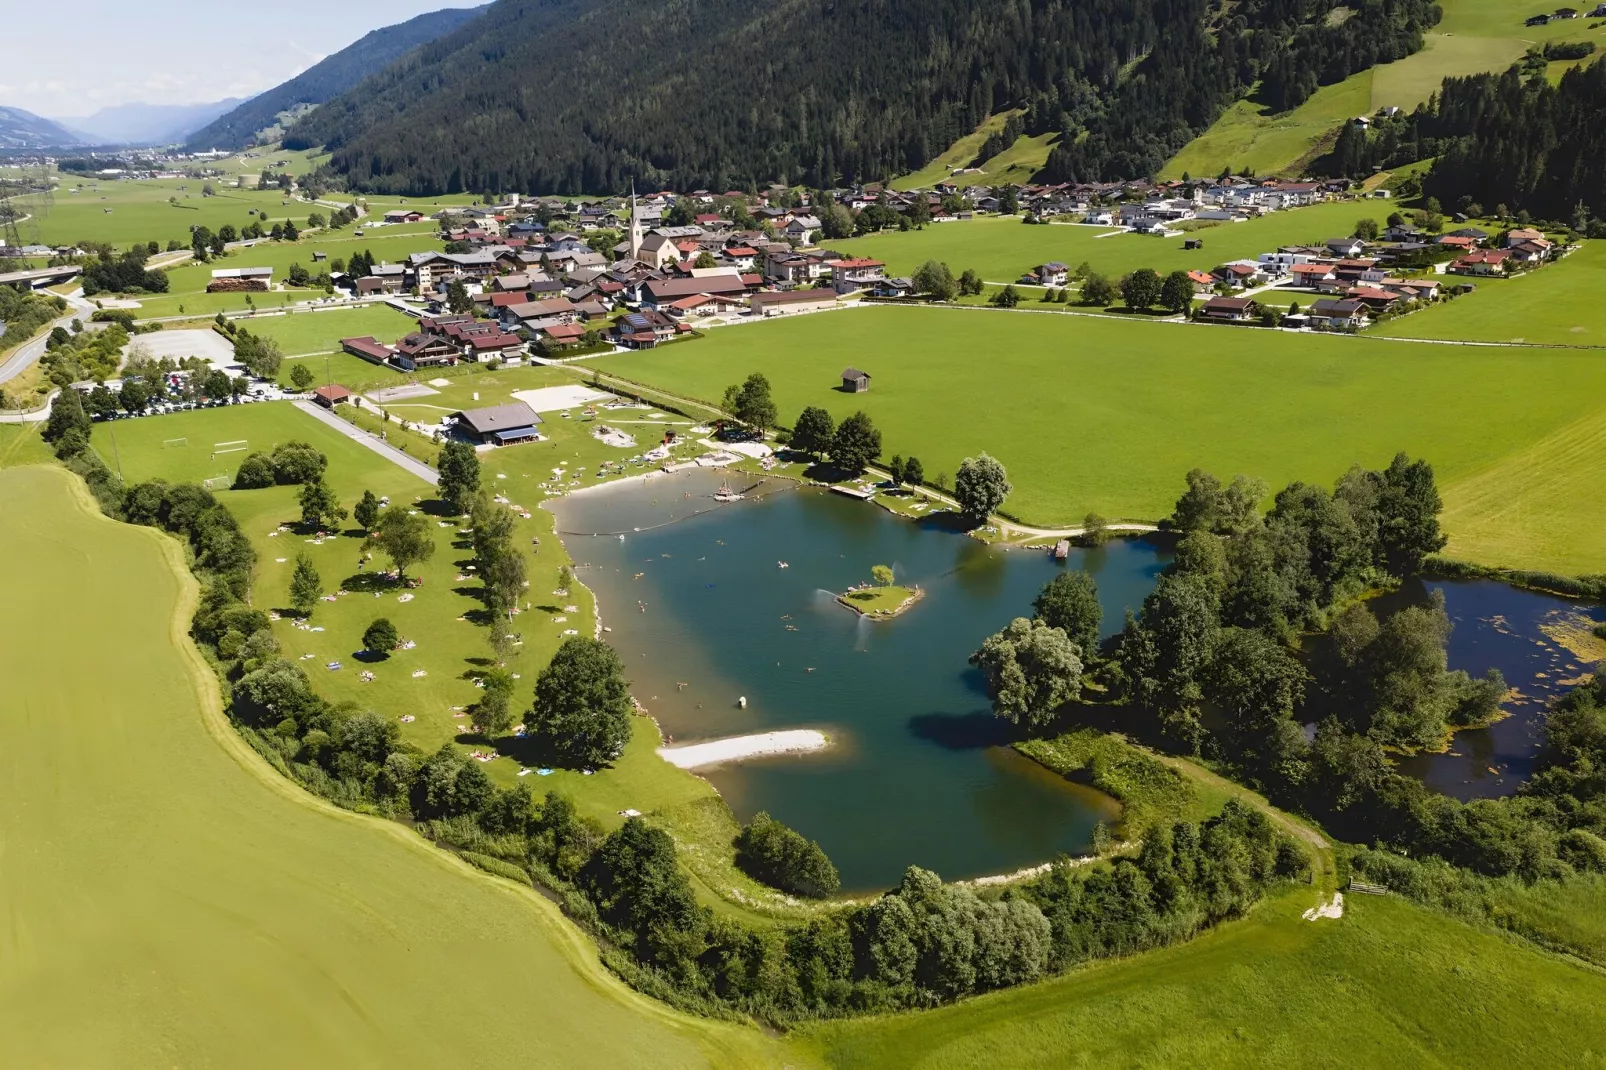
658,729,829,769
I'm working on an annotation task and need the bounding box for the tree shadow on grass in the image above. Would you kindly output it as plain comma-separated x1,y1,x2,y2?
341,571,404,594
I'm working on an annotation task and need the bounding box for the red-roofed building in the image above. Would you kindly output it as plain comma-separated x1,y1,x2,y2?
1186,269,1216,293
1449,249,1512,276
341,336,395,364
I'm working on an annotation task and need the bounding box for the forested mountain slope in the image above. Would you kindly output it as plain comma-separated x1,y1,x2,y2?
1324,60,1606,219
185,5,488,151
294,0,1441,195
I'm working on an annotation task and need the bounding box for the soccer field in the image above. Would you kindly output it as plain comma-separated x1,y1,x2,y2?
0,464,777,1068
593,305,1606,574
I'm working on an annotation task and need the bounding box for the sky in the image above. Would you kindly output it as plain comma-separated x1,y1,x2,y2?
2,0,486,119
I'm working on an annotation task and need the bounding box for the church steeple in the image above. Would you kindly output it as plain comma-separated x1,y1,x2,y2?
628,181,643,262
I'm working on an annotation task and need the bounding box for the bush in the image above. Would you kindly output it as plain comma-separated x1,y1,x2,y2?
734,811,841,897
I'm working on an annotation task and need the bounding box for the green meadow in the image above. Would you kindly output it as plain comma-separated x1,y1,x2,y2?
593,304,1606,575
1164,72,1373,180
0,463,782,1068
1375,241,1606,347
1164,0,1606,179
12,176,330,249
799,891,1606,1068
829,202,1373,282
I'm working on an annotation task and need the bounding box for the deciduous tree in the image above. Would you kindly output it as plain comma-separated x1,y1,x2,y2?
953,453,1010,522
526,636,633,768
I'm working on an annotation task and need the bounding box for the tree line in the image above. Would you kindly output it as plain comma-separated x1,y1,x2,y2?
969,451,1606,896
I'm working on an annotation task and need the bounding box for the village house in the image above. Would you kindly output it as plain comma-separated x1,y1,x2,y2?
614,309,679,348
1186,270,1217,294
1306,297,1368,329
1449,249,1513,276
1199,296,1257,322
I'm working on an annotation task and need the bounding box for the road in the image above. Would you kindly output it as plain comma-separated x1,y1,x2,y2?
292,400,439,485
0,290,96,387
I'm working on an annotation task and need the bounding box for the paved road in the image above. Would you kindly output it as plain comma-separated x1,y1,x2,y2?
292,400,438,485
0,291,96,386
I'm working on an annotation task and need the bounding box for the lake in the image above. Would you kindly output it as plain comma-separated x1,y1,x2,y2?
551,469,1160,890
551,468,1603,886
1384,577,1604,799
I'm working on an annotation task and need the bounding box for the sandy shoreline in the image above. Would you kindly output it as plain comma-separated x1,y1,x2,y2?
658,729,829,769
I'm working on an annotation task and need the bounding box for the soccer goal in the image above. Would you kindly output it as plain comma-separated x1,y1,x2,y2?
202,474,231,490
162,437,188,448
210,439,249,461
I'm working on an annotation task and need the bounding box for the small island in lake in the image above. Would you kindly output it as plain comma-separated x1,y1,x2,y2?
837,564,925,619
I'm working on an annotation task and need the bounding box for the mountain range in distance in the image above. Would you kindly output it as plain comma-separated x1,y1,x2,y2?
0,3,486,152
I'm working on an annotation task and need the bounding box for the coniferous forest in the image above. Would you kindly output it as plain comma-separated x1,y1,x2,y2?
293,0,1440,196
1322,61,1606,221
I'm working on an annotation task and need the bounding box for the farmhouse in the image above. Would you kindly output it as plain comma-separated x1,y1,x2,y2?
842,367,871,392
394,332,462,369
452,401,543,445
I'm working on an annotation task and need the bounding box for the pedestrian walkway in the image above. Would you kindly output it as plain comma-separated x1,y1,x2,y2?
292,400,439,485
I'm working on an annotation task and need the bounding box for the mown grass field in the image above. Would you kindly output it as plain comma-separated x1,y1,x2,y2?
0,463,782,1068
1375,241,1606,346
242,303,417,355
592,305,1606,574
829,201,1373,282
892,111,1056,191
798,891,1606,1068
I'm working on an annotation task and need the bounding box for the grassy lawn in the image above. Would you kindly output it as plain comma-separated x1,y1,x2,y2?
1163,72,1373,180
829,201,1374,283
0,463,783,1068
243,304,417,355
591,305,1606,574
840,584,921,617
795,891,1606,1068
87,387,818,925
1375,241,1606,347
